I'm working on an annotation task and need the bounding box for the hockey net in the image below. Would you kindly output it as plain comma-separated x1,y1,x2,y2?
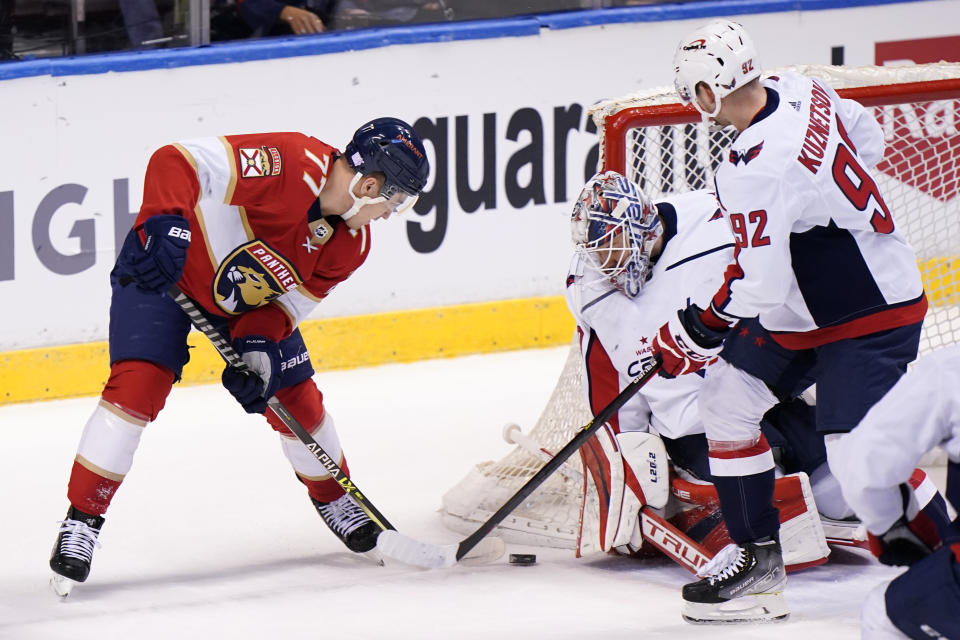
441,63,960,549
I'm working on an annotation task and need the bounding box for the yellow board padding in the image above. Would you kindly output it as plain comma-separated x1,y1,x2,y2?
0,296,576,406
920,256,959,306
3,255,957,407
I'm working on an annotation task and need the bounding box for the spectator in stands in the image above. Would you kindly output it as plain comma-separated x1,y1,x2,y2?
335,0,452,27
211,0,335,40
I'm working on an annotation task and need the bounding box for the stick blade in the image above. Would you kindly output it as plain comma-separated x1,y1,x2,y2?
377,531,505,569
377,530,457,568
458,536,506,566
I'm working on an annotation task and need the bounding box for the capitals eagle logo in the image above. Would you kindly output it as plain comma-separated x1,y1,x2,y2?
729,141,765,166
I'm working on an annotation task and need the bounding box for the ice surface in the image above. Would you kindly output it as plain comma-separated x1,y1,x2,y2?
0,347,904,639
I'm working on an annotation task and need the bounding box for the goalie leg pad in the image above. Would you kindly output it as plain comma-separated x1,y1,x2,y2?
670,472,829,571
578,429,669,556
577,426,630,556
774,472,831,570
617,431,669,509
578,426,670,556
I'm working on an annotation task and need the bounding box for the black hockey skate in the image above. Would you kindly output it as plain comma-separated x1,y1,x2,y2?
681,536,789,624
49,506,104,596
311,494,381,553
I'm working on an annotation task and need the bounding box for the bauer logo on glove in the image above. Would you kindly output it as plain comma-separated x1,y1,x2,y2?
116,214,191,294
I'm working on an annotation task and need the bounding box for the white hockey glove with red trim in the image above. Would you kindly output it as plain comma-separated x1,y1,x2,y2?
651,303,729,378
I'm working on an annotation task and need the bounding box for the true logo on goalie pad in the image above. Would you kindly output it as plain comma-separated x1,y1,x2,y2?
641,512,711,572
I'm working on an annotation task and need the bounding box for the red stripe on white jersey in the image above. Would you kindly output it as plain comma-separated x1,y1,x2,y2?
769,294,927,350
584,328,622,434
708,434,775,477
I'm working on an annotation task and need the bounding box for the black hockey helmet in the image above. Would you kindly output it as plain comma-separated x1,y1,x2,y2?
345,117,430,199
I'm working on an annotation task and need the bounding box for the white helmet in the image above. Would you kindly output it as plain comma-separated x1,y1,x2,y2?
570,171,661,298
673,19,761,118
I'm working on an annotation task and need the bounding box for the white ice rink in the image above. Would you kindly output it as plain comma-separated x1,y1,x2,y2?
1,346,906,639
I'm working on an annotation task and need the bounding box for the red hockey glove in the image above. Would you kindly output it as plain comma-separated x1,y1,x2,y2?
651,303,729,378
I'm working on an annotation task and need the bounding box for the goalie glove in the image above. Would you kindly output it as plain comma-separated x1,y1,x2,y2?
221,335,282,414
651,303,729,378
116,214,191,293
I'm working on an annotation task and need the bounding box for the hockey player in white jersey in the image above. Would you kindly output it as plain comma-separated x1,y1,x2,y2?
566,171,853,573
649,19,943,623
830,347,960,639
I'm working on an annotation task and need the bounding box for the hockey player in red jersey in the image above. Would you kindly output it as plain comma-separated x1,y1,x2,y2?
49,118,430,592
649,20,946,623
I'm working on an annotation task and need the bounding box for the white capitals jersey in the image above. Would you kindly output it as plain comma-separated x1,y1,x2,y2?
830,346,960,535
565,190,734,440
710,71,927,350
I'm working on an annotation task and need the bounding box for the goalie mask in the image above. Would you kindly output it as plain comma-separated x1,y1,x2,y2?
570,171,661,298
673,19,761,119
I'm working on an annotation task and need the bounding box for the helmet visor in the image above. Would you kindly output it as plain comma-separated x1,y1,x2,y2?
380,182,420,214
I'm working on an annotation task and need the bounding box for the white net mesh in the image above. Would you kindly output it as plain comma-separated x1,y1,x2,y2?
441,63,960,548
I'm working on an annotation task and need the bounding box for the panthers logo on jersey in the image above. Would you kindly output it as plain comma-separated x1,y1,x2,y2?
238,146,282,178
213,241,302,315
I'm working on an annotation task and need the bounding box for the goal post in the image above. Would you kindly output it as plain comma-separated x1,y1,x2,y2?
441,63,960,549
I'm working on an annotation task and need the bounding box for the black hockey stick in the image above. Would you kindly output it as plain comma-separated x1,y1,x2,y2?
166,284,396,532
377,355,662,568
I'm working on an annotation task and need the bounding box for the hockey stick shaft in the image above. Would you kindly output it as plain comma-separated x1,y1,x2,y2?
167,284,395,532
454,355,662,560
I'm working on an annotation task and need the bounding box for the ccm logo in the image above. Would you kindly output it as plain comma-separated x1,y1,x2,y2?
168,227,191,241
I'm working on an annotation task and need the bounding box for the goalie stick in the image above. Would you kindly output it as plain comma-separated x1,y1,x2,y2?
378,355,662,568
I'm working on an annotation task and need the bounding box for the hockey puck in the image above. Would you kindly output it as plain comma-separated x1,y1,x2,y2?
508,553,537,565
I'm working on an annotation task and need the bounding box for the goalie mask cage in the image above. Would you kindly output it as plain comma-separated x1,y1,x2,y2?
441,63,960,549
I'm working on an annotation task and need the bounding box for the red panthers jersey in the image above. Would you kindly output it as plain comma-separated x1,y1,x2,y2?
135,132,370,341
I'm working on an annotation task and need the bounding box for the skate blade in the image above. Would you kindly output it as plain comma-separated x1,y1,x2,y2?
50,574,76,599
682,592,790,624
377,531,505,569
